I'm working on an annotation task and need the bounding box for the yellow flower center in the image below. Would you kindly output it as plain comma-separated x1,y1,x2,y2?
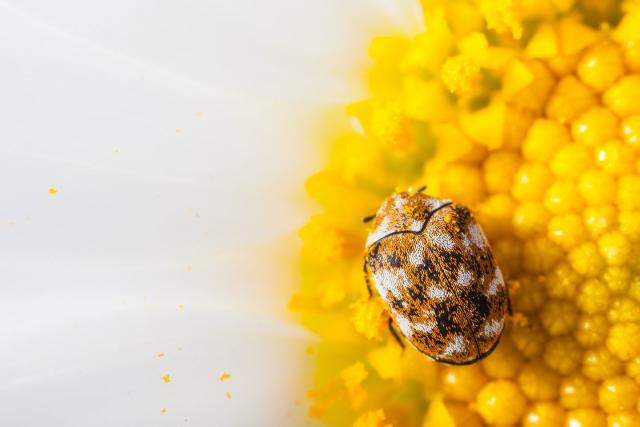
294,0,640,425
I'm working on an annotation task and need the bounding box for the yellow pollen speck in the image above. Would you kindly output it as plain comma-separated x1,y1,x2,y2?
226,392,231,399
157,352,165,358
161,408,167,414
48,187,57,195
219,372,231,382
162,374,171,384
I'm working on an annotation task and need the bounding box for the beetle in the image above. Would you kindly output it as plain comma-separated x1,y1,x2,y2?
363,186,509,365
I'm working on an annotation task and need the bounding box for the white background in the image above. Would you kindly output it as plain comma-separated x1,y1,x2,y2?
0,1,422,425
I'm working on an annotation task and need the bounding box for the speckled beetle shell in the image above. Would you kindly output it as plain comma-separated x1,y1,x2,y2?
364,190,508,365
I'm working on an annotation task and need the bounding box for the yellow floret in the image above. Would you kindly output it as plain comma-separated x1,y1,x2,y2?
619,211,640,241
351,298,390,341
299,217,356,262
403,76,454,122
513,163,553,202
577,279,612,315
565,408,607,427
560,374,599,409
480,338,524,379
544,181,584,214
625,356,640,383
598,231,632,266
604,267,632,295
607,412,640,427
598,376,640,413
441,364,488,401
595,142,637,177
440,163,487,206
546,262,581,299
441,54,480,94
578,170,617,207
575,315,610,348
584,206,618,238
550,143,594,179
630,277,640,303
523,119,570,162
513,202,550,238
478,0,523,39
512,274,547,312
370,102,411,151
546,75,598,124
341,362,369,408
541,300,578,335
608,323,640,360
353,409,392,427
523,402,565,427
523,237,563,273
577,41,626,92
476,380,527,426
518,361,561,401
367,342,402,380
544,337,582,375
476,194,516,239
572,107,620,147
548,213,588,249
621,40,640,72
459,100,507,149
604,75,640,117
583,347,624,381
608,297,640,324
511,324,547,359
570,242,606,277
621,115,640,149
483,150,522,194
618,175,640,211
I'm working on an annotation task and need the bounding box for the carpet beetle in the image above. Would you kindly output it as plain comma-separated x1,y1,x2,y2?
363,188,509,365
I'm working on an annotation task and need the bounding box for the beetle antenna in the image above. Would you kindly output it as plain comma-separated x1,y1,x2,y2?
362,214,376,223
416,185,427,193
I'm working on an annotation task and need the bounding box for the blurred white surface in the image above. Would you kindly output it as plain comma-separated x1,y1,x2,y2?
0,0,421,425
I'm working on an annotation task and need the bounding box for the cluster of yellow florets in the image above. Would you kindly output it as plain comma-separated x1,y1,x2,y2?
293,0,640,425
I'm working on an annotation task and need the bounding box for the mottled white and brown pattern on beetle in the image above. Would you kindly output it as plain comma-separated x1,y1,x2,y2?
364,191,508,365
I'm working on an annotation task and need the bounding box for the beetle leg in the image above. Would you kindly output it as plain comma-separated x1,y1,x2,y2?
506,279,520,316
362,214,376,223
363,257,373,298
416,185,427,193
388,317,405,350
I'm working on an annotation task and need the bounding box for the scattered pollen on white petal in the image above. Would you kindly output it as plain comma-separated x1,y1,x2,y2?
431,232,454,250
456,268,473,286
442,335,466,356
395,315,413,336
408,241,425,266
427,286,450,300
